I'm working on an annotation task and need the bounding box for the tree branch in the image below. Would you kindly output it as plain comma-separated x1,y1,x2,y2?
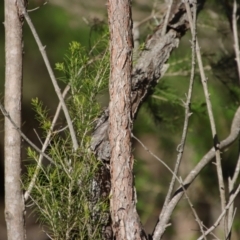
0,103,55,164
16,0,78,151
160,0,197,221
186,2,227,233
198,184,240,240
24,85,70,202
227,1,240,234
152,106,240,239
91,0,196,161
232,0,240,83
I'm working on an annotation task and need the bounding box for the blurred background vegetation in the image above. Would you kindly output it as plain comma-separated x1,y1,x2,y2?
1,0,240,239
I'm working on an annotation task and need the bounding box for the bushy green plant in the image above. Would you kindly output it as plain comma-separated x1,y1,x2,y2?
24,29,109,240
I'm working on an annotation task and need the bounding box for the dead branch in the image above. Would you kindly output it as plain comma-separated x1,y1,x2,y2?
232,0,240,83
91,0,196,161
186,1,227,232
16,0,78,151
24,85,70,202
198,184,240,240
152,106,240,239
0,103,55,164
160,0,197,221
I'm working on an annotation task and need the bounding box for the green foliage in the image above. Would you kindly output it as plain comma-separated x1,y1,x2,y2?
143,79,207,132
146,80,185,129
24,28,109,240
31,98,52,134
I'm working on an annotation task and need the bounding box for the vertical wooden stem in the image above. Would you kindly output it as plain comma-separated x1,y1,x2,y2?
108,0,145,239
4,0,25,239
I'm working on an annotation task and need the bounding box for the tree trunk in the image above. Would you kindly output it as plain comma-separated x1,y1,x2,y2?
4,0,25,239
107,0,145,239
91,1,196,162
91,1,200,239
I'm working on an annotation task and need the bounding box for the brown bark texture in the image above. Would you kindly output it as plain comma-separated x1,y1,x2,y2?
4,0,25,239
91,1,194,162
91,1,196,239
107,0,145,239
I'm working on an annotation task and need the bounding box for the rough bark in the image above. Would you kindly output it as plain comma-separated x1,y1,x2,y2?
91,1,196,239
91,1,194,161
107,0,146,239
4,0,25,239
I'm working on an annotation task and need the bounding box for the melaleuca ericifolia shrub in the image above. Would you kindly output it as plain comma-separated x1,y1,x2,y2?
24,29,110,240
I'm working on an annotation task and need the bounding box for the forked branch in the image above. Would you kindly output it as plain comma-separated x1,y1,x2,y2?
153,106,240,239
91,0,196,161
16,0,78,151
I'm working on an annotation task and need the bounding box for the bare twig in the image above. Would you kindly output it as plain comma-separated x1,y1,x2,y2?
183,187,207,240
133,133,208,239
91,1,196,161
0,103,54,164
232,0,240,83
17,0,78,151
134,0,162,28
152,106,240,239
134,12,159,29
27,1,48,13
185,1,227,231
132,134,181,184
161,0,173,36
24,85,70,201
228,14,240,232
227,207,237,239
197,184,240,240
33,128,43,145
165,65,211,77
227,136,240,235
160,0,197,222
